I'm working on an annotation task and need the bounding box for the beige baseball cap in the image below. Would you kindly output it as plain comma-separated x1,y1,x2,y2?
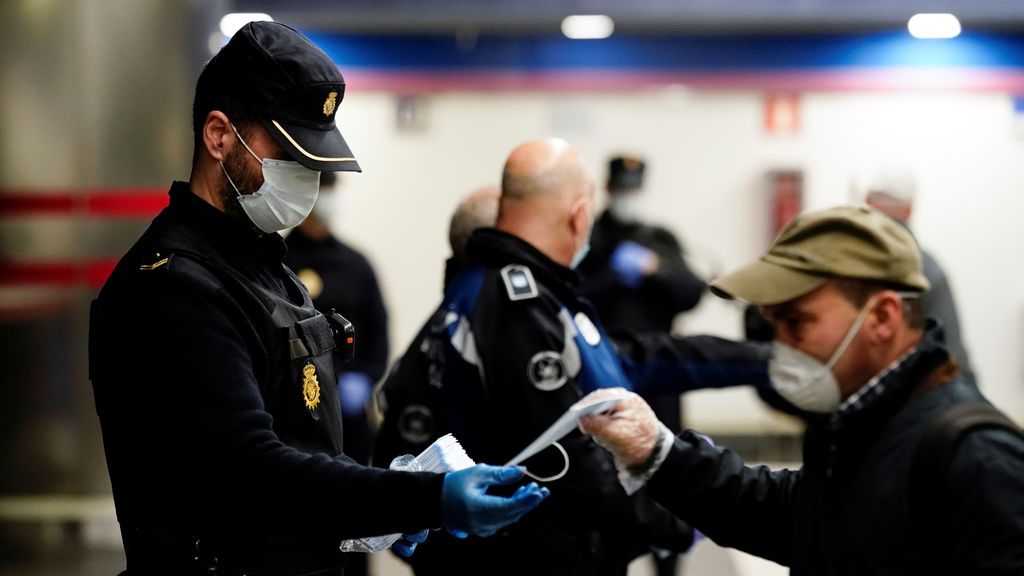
711,205,930,305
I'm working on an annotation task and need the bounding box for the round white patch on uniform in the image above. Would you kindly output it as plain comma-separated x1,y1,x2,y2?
574,312,602,346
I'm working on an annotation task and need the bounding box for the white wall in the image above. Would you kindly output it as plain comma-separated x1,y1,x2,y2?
326,88,1024,429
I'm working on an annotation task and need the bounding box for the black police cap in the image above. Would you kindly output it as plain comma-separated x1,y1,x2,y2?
210,21,360,172
608,156,645,192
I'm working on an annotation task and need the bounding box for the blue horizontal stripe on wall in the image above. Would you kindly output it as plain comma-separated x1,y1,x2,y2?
303,31,1024,72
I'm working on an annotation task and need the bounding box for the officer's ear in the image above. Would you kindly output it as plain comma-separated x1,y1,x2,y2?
569,195,590,238
203,111,233,162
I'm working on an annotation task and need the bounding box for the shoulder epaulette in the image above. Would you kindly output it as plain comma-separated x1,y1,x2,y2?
500,264,539,301
138,251,171,272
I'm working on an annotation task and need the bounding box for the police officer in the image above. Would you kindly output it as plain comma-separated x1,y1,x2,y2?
88,22,546,576
376,139,771,575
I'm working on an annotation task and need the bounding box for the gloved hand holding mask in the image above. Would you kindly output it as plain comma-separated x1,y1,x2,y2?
577,387,661,469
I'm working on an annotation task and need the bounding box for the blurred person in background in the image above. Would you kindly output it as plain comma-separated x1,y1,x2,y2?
373,185,501,475
372,185,507,576
375,138,772,575
581,206,1024,575
88,21,547,576
284,171,390,576
862,165,975,387
578,156,706,576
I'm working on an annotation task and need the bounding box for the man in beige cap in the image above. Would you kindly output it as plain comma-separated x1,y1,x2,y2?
578,205,1024,574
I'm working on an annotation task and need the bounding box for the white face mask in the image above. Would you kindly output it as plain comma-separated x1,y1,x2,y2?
768,295,878,414
608,192,644,223
221,124,321,234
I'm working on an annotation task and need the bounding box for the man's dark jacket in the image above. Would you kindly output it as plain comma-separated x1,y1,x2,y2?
645,324,1024,575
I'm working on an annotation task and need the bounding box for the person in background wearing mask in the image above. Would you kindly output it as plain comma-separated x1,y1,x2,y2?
862,165,975,387
579,206,1024,575
88,22,547,576
394,138,771,576
578,156,706,576
284,172,389,576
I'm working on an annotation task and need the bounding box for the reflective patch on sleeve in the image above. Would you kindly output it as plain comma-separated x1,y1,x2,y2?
528,350,568,391
500,264,539,301
557,309,582,379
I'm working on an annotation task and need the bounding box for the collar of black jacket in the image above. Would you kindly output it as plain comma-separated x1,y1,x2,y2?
466,228,580,301
167,181,287,265
827,319,952,432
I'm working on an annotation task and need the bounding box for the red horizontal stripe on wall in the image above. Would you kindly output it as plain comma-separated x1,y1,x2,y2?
87,190,168,217
0,188,167,218
0,194,77,216
0,258,120,289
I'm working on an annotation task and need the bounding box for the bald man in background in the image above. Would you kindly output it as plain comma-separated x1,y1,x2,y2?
381,139,770,575
374,185,501,469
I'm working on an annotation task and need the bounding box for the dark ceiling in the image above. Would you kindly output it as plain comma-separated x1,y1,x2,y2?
233,0,1024,34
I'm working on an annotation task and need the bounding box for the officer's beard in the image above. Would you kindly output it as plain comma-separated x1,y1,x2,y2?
218,143,264,229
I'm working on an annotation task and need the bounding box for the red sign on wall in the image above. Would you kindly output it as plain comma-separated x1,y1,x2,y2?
764,93,800,134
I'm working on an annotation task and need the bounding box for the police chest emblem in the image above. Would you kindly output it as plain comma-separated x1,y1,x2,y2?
302,363,321,410
323,91,338,117
528,351,567,391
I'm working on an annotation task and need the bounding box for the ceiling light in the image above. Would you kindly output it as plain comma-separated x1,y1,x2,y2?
561,15,614,40
908,13,961,39
219,13,273,38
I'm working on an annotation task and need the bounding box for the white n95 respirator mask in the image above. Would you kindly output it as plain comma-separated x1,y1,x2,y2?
768,295,879,414
221,124,321,233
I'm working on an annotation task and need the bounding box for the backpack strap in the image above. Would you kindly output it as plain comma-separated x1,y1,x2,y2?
910,402,1021,537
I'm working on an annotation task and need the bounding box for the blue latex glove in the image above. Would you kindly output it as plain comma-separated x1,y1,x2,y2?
441,465,549,538
390,529,429,557
338,371,373,417
610,241,658,288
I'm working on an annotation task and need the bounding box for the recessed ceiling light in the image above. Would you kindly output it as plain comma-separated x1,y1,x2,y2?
561,15,614,40
908,13,961,39
219,13,274,38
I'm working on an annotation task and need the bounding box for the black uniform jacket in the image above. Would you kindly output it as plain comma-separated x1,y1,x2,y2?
578,210,705,334
645,324,1024,575
375,229,769,576
89,183,442,575
285,227,389,383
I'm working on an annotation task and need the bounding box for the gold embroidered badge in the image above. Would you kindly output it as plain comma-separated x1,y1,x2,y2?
303,363,321,410
323,91,338,117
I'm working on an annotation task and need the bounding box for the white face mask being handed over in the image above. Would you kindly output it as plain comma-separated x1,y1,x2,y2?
768,295,880,414
221,124,322,234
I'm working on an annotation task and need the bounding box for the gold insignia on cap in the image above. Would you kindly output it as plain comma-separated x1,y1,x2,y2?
323,91,338,117
623,157,641,171
302,363,321,410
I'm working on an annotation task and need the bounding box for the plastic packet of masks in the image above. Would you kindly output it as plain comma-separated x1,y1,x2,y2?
339,434,475,554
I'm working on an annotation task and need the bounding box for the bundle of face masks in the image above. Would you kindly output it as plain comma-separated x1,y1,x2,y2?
339,434,475,554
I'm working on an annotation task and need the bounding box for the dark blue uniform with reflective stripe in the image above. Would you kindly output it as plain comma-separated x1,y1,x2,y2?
375,228,770,576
